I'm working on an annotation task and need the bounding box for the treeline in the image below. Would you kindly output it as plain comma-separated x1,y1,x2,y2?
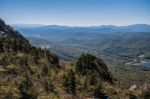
0,37,38,53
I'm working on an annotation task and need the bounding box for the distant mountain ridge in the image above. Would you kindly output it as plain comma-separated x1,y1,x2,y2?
11,22,150,60
11,23,44,29
12,23,150,34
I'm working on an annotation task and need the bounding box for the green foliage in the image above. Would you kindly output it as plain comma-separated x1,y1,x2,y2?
62,69,76,94
0,37,31,53
76,53,97,75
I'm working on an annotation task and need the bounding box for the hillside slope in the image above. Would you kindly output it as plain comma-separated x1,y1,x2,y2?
0,19,60,99
0,19,118,99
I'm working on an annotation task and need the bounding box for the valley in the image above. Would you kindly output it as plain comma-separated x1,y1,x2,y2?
12,24,150,88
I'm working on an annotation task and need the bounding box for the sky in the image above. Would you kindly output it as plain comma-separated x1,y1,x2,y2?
0,0,150,26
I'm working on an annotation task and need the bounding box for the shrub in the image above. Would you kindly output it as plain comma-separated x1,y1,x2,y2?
93,84,107,98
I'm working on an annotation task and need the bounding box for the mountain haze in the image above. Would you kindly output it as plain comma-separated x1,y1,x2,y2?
12,24,150,36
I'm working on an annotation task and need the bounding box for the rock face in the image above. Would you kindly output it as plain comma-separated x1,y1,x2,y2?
0,19,25,39
129,84,150,91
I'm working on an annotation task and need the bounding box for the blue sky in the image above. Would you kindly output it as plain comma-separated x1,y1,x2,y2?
0,0,150,26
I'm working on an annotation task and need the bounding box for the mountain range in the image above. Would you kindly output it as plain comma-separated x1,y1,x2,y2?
11,23,150,60
12,24,150,35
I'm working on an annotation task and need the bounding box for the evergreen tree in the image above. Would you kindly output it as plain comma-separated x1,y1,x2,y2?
63,70,76,94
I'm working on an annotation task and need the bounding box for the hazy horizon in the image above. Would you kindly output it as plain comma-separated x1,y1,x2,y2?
10,23,150,27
